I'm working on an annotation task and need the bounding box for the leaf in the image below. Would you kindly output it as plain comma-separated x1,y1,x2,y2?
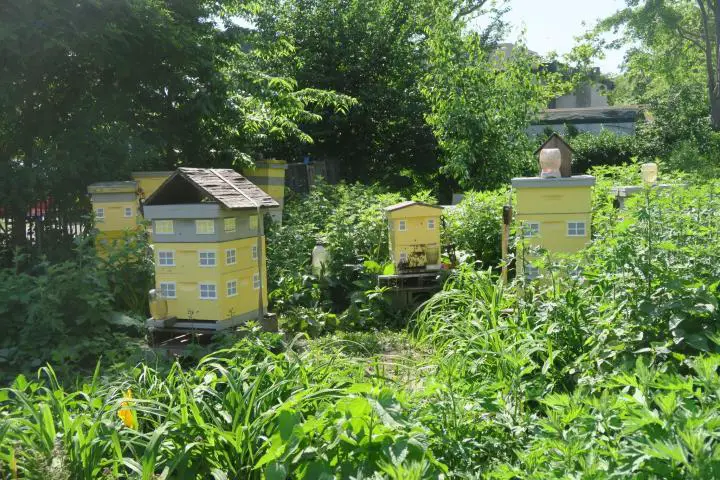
278,409,300,441
266,462,288,480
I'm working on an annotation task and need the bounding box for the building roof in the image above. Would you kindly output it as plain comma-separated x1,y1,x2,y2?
384,201,444,212
534,132,575,155
534,106,645,125
144,167,279,210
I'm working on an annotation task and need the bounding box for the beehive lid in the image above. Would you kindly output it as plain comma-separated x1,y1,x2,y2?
384,201,444,212
144,168,279,210
87,181,138,194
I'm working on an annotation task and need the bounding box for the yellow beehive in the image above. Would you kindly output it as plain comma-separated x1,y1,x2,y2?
87,181,140,247
242,160,287,223
385,201,443,272
131,171,174,200
143,167,279,329
512,175,595,278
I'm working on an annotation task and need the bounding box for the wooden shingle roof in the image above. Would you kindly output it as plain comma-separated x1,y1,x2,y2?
145,167,279,210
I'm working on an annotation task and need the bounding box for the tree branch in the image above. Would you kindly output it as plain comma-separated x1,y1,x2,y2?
453,0,489,22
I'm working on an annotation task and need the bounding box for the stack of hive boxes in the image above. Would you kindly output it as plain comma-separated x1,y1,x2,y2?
512,134,595,278
143,167,278,328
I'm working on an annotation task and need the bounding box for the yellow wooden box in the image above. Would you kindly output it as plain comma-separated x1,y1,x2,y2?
385,201,443,271
511,175,595,277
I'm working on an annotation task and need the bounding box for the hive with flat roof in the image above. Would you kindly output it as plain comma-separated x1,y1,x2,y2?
513,134,595,279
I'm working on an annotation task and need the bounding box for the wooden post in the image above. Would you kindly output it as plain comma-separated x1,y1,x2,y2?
501,205,512,283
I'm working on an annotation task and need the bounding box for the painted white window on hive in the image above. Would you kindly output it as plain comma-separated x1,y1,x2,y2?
124,207,133,218
224,217,236,233
251,245,258,260
398,220,407,232
253,273,261,290
158,250,175,266
154,220,174,234
249,215,259,231
199,283,217,300
226,280,238,297
567,221,586,237
196,219,215,235
95,208,105,222
159,282,176,299
225,248,237,265
199,251,217,267
427,218,436,230
523,222,540,238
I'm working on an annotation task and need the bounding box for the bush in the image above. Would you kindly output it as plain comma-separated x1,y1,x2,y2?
0,235,148,382
569,130,638,173
443,187,509,268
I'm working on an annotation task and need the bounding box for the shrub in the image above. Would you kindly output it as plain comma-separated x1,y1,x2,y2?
443,187,509,268
569,130,638,174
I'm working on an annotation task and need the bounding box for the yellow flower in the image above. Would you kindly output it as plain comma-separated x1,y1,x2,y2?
118,389,137,429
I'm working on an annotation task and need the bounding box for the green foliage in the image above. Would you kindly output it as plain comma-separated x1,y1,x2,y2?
267,182,405,335
0,0,354,254
254,0,440,188
0,335,444,479
422,6,567,189
0,237,147,382
443,188,509,268
99,228,154,316
567,130,638,173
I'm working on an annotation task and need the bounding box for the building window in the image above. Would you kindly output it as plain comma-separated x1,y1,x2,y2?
427,218,436,230
196,219,215,235
154,220,174,234
225,248,237,265
398,220,407,231
124,207,133,218
567,222,586,237
224,217,236,233
199,283,217,300
523,222,540,238
95,208,105,222
249,215,259,231
252,245,258,260
226,280,238,297
159,282,176,299
199,251,217,267
399,252,408,263
253,273,261,290
158,250,175,266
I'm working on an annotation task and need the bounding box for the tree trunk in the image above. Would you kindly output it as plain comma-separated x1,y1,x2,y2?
712,0,720,129
697,0,720,129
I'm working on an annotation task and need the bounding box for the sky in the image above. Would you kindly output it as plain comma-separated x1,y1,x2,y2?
495,0,628,73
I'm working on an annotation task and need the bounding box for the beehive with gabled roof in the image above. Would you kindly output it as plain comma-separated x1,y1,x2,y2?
384,201,444,272
143,168,278,329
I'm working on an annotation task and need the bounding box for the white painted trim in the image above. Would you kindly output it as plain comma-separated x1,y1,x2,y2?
154,220,174,234
226,279,238,297
157,250,176,267
198,250,218,267
195,219,215,235
198,282,218,300
159,281,177,299
567,220,587,237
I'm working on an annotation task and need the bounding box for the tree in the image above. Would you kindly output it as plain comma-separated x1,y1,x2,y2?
596,0,720,129
421,4,564,190
0,0,352,249
251,0,507,189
